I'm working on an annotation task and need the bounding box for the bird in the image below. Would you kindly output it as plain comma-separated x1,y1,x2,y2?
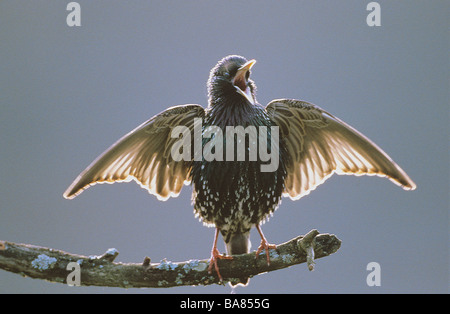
63,55,416,283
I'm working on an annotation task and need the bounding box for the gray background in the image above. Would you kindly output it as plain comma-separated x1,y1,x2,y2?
0,1,448,293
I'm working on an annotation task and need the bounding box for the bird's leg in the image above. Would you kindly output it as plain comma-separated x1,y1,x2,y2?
208,228,233,282
255,224,277,265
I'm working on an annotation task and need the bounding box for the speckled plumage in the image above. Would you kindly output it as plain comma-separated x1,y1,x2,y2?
189,56,288,256
191,99,288,254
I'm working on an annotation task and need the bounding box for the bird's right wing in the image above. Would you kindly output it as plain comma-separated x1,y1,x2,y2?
63,104,205,201
266,99,416,200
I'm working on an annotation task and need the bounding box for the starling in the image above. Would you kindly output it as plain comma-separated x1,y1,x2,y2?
63,55,416,282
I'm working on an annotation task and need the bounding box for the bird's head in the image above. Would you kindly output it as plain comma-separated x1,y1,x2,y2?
207,55,257,107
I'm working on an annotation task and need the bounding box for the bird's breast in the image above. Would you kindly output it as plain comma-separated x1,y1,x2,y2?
190,105,288,230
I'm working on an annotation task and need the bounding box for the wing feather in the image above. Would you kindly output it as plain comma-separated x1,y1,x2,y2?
266,99,416,200
63,104,205,201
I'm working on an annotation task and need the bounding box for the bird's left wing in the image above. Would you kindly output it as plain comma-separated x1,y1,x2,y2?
265,99,416,200
63,104,205,201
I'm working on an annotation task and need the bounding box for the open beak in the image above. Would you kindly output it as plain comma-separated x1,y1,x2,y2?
233,59,256,105
238,59,256,73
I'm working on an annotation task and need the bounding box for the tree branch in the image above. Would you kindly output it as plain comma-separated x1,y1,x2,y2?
0,230,341,288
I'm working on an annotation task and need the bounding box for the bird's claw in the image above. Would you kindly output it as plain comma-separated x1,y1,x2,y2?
255,239,277,266
208,247,232,282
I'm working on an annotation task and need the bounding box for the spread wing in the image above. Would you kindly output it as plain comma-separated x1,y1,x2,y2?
63,104,205,201
265,99,416,200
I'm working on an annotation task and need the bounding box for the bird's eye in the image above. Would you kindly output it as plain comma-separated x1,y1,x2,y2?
245,71,250,80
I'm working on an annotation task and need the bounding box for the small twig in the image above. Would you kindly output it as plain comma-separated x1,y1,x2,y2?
297,229,319,271
0,231,341,288
97,248,119,262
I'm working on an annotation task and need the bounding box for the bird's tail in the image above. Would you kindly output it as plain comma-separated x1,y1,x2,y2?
223,231,251,286
224,231,251,255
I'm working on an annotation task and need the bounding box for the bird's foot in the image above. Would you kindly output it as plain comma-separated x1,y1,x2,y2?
208,247,233,282
255,224,276,265
255,239,277,266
